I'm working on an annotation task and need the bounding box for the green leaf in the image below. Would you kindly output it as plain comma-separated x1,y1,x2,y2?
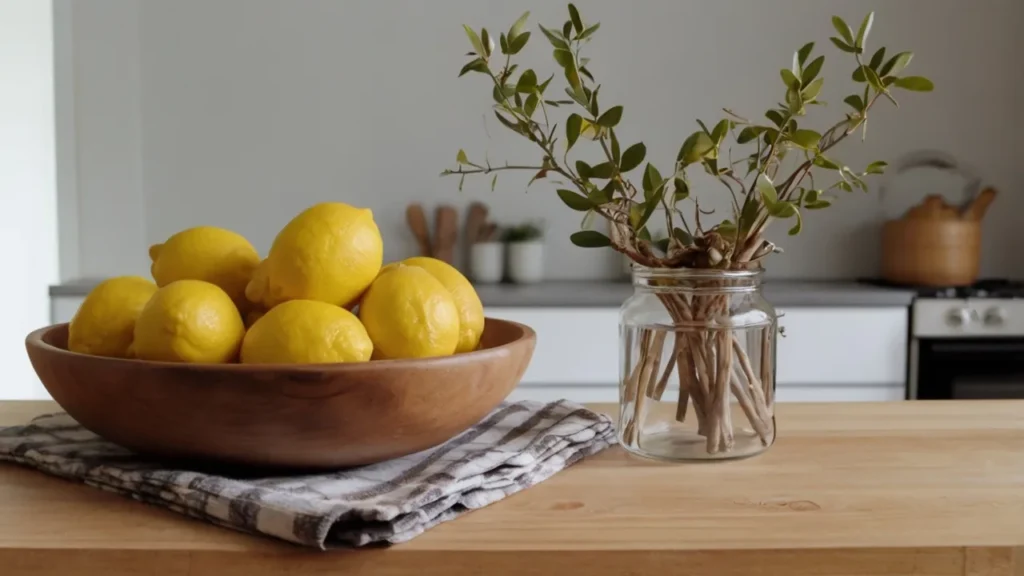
672,178,689,203
557,189,592,211
508,31,530,55
677,131,715,166
805,199,832,209
803,188,820,204
568,3,583,34
787,208,803,235
865,160,888,174
832,16,854,44
780,68,801,90
813,155,842,170
456,149,469,164
565,86,589,108
869,47,886,70
717,220,737,239
596,106,623,127
838,181,853,193
638,188,664,228
509,11,530,41
801,56,824,85
481,28,493,57
737,126,764,144
620,142,646,172
695,119,712,136
797,42,815,67
892,76,934,92
493,110,526,135
652,238,670,254
855,12,874,49
802,78,824,101
880,51,913,77
579,23,600,40
864,66,885,91
566,113,582,150
768,200,797,218
830,37,858,53
590,161,616,179
570,230,611,248
562,20,573,39
463,25,485,56
588,85,600,116
580,66,595,82
844,94,865,111
537,73,554,94
590,181,614,204
516,69,537,93
524,93,539,117
539,25,569,50
785,87,803,114
852,65,867,83
575,160,592,179
491,174,498,191
610,129,621,164
711,119,730,144
499,33,509,55
492,84,515,104
642,163,663,198
789,129,821,149
552,48,574,68
756,173,778,205
459,58,489,77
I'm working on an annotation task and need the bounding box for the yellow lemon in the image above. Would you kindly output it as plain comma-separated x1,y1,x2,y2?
394,257,484,353
359,266,460,359
132,280,245,363
246,203,383,309
149,226,260,308
240,300,372,364
68,276,158,358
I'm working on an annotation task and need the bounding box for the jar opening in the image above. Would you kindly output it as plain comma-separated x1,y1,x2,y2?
631,266,762,292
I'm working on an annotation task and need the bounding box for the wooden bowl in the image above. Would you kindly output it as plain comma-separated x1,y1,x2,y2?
24,319,535,469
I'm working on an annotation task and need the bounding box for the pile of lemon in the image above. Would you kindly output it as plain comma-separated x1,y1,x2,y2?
68,203,484,364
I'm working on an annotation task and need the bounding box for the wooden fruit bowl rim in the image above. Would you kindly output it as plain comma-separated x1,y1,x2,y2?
26,318,536,372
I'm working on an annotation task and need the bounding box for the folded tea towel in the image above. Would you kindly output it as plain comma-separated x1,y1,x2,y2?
0,399,615,548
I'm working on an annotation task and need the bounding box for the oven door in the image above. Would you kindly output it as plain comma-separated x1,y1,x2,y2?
914,338,1024,399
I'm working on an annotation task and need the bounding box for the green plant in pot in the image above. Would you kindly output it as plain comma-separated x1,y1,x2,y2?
443,6,932,460
502,222,546,284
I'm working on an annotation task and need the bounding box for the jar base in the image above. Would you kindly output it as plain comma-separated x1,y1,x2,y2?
618,409,773,462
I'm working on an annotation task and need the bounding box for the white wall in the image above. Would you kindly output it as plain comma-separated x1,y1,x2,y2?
64,0,1024,281
0,0,59,398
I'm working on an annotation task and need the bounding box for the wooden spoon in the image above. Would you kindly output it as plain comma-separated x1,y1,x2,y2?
433,205,458,264
464,202,488,245
961,187,997,221
406,203,432,257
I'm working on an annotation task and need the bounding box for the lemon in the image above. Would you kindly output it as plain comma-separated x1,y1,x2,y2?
392,257,484,353
149,226,260,308
246,203,383,309
240,300,372,364
132,280,245,363
68,276,158,358
359,266,460,359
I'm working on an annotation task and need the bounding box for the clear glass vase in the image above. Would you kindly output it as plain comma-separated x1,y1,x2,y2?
619,267,778,461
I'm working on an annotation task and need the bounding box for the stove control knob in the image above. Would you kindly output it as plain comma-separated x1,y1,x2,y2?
946,307,973,327
984,307,1007,327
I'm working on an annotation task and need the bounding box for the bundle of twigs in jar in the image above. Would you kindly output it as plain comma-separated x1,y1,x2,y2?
442,5,933,455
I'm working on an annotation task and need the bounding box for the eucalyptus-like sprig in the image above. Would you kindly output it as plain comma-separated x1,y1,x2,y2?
442,6,933,269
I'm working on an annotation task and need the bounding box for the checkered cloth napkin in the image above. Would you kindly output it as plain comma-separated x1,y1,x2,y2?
0,400,615,548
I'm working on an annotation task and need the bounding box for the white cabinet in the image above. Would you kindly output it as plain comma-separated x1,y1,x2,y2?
51,295,84,324
488,306,908,404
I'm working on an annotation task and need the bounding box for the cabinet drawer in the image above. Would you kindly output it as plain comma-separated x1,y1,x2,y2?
776,307,907,385
486,307,619,385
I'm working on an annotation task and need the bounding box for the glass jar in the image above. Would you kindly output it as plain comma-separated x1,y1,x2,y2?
619,267,777,461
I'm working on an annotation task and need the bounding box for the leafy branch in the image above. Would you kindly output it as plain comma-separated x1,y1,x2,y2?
443,6,933,269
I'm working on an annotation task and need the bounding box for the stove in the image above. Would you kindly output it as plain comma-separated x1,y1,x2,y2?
861,279,1024,400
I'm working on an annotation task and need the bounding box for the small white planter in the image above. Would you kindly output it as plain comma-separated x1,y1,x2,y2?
507,240,545,284
470,242,505,284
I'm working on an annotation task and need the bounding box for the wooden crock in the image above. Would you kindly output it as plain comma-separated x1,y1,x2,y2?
881,218,981,286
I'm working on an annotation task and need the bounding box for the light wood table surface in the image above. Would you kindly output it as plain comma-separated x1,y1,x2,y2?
2,400,1024,575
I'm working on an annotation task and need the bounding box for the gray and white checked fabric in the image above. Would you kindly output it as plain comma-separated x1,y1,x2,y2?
0,400,615,548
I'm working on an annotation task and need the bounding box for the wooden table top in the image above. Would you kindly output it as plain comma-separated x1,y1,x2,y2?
2,400,1024,575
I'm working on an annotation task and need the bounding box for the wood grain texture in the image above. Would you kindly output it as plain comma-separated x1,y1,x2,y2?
22,319,534,468
881,217,982,287
3,401,1024,575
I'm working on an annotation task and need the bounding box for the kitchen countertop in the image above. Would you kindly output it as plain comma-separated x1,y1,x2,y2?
51,278,916,308
3,400,1023,575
